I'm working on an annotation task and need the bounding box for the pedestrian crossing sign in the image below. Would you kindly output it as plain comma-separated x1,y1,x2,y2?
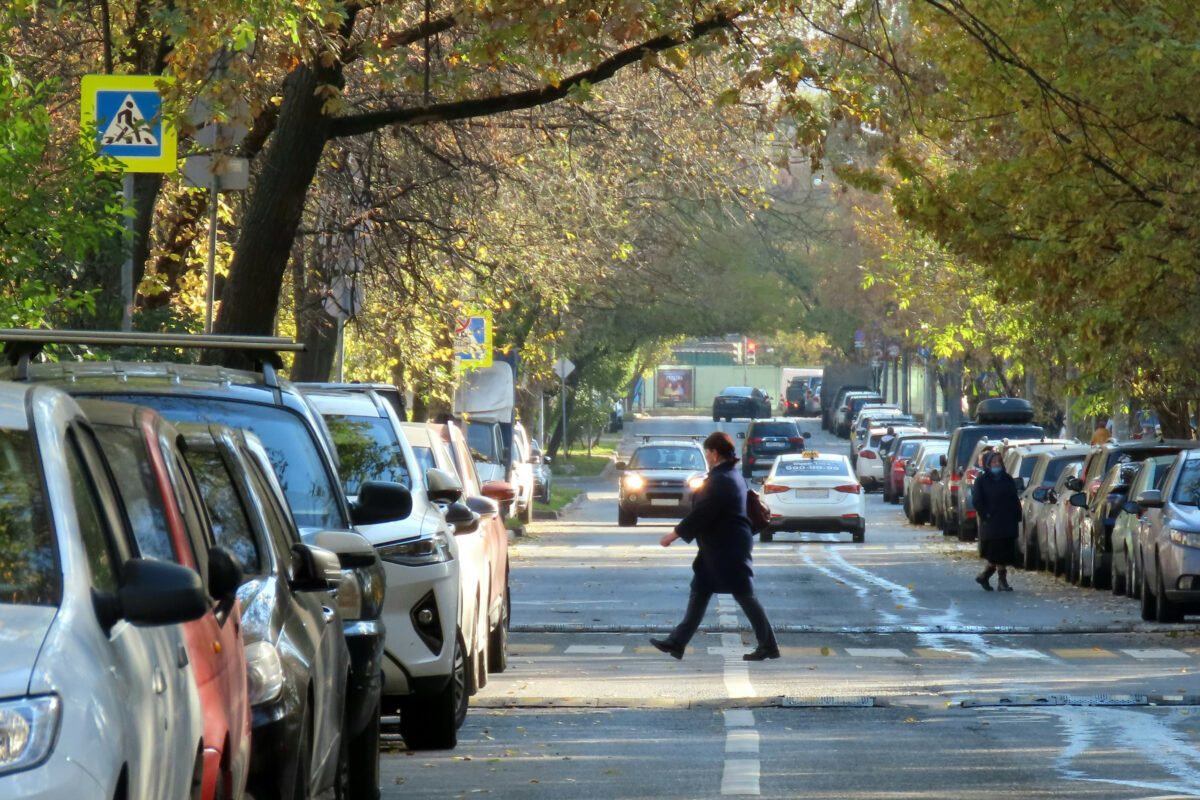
81,75,176,172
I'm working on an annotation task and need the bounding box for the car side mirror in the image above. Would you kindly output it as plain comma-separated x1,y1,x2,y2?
1013,477,1026,492
207,545,243,600
801,432,812,439
307,529,378,568
351,481,413,526
939,455,948,467
1065,477,1083,493
444,500,481,534
482,480,516,503
425,467,463,504
543,455,553,465
1123,500,1141,516
289,543,344,591
737,432,745,439
465,494,500,521
1068,492,1088,508
930,469,941,482
1048,489,1059,504
1136,489,1164,509
1032,487,1048,502
615,461,627,471
95,558,209,632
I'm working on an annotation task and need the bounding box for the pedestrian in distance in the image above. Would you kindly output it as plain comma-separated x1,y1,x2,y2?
971,450,1021,591
651,431,780,661
1090,419,1112,445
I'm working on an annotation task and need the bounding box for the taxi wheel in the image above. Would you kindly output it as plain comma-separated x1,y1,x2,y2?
853,524,865,543
618,508,637,527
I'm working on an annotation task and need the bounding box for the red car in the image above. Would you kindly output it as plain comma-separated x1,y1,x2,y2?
82,400,252,800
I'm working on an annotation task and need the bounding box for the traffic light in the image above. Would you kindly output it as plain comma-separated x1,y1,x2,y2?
746,339,757,365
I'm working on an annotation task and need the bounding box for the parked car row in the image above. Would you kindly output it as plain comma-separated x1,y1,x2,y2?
0,330,516,798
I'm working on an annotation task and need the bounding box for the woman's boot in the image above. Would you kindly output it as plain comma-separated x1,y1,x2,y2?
997,570,1013,592
975,565,995,591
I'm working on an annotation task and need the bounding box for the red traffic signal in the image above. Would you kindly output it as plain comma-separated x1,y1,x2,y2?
746,340,757,353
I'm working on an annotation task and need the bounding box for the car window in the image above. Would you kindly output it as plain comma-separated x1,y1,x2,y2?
115,396,346,531
185,449,262,576
163,444,212,565
324,414,412,493
66,432,119,595
466,422,499,463
1171,459,1200,506
0,430,58,606
90,424,177,563
409,446,436,482
898,441,923,458
241,451,299,562
776,459,852,477
721,387,753,397
750,422,798,438
1043,456,1081,486
630,447,705,471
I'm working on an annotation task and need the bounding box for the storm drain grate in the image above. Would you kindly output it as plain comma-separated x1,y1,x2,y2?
961,694,1148,708
782,696,875,708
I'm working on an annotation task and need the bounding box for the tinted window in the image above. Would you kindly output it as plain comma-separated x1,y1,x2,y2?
786,384,807,401
66,436,118,594
777,460,851,477
0,431,58,605
186,450,262,575
721,387,753,397
410,446,436,482
1042,457,1081,485
242,452,298,563
1017,457,1041,481
466,422,499,463
898,441,924,458
1172,460,1200,506
91,425,176,563
324,414,412,493
751,422,798,438
112,396,345,530
630,447,705,470
951,426,1045,472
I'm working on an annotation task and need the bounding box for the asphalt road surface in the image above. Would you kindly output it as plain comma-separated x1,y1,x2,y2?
381,417,1200,799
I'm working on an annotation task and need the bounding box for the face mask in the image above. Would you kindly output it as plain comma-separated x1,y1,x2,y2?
990,467,1003,475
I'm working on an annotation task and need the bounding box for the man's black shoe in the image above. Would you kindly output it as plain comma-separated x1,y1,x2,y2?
742,644,781,661
650,637,684,660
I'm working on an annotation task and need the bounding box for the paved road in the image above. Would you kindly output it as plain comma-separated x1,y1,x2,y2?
382,417,1200,798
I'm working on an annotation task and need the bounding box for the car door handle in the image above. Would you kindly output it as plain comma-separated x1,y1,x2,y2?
153,668,167,695
177,645,189,669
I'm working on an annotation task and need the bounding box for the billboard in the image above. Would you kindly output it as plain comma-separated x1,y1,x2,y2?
656,367,694,406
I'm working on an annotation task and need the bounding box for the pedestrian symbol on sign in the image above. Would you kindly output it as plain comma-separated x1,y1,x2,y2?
101,96,159,146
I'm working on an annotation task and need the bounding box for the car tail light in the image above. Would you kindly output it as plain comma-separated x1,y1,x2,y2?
860,450,876,460
747,457,756,464
967,510,977,519
748,437,763,445
763,484,789,494
950,483,959,493
834,484,862,494
893,459,908,473
789,437,805,445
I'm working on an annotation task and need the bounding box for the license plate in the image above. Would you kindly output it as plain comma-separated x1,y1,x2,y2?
763,441,786,449
794,488,829,500
651,498,677,506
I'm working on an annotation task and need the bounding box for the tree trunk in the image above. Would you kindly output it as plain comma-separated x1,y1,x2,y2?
211,62,340,345
290,249,339,381
1155,399,1190,440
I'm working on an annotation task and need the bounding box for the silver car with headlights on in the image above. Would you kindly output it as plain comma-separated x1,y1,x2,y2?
616,439,708,527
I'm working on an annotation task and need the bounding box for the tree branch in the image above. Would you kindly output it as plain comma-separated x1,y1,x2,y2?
343,12,458,65
328,13,738,139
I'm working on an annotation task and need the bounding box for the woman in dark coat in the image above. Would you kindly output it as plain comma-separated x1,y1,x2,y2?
971,450,1022,591
650,432,779,661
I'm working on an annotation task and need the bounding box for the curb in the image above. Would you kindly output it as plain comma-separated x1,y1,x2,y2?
508,622,1192,635
531,490,589,521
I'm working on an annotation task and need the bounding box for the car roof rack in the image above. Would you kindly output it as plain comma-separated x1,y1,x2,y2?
640,434,701,444
0,329,304,387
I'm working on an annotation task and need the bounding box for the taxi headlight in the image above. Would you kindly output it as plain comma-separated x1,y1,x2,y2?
1169,527,1200,549
244,641,285,706
623,473,645,491
0,695,59,776
687,476,705,490
377,531,454,566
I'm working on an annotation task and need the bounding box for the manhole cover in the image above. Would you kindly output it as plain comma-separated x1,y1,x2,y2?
782,696,875,708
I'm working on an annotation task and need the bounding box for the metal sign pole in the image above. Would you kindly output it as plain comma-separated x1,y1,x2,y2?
561,360,567,456
121,174,135,331
204,158,219,334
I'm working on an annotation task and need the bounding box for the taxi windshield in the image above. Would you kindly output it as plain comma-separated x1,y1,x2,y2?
630,447,704,471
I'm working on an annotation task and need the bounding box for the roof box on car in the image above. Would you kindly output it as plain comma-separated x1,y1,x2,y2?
974,397,1035,424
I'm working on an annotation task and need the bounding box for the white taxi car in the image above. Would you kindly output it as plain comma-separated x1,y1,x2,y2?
761,451,866,542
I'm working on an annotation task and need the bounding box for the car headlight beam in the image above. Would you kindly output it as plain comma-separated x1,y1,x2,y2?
244,640,286,707
687,476,705,490
0,695,59,776
623,474,645,491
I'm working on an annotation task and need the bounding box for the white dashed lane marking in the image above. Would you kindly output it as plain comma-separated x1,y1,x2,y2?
1123,648,1191,660
563,645,625,654
722,709,761,796
845,648,908,658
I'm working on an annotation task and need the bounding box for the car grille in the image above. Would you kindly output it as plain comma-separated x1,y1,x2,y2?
644,479,685,490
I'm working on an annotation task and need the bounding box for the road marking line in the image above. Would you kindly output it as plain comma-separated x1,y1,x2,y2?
986,648,1052,660
724,709,756,727
709,646,747,656
726,729,760,753
564,645,624,654
510,644,555,654
721,759,760,795
845,647,907,658
719,615,739,626
1052,648,1117,659
633,645,694,656
913,648,972,659
780,646,827,657
721,632,756,698
1122,648,1189,660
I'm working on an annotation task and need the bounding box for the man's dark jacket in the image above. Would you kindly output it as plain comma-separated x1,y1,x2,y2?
972,470,1022,541
675,459,755,595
